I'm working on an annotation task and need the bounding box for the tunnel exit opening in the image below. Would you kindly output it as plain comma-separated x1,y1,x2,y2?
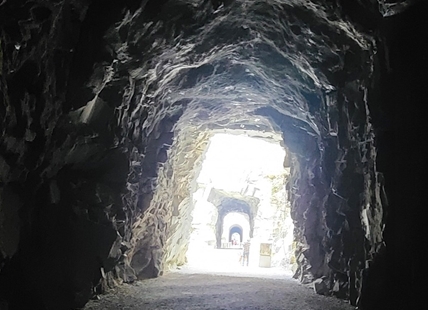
221,213,249,248
185,131,295,275
229,223,244,244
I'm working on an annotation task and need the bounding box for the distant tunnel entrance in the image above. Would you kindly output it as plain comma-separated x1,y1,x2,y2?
229,225,243,243
215,199,254,249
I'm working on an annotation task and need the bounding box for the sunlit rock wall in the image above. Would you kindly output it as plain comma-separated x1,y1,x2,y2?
267,172,294,268
189,186,218,248
132,128,210,273
161,129,210,271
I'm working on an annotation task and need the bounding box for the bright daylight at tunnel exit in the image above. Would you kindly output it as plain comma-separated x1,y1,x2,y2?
185,132,294,275
0,0,424,309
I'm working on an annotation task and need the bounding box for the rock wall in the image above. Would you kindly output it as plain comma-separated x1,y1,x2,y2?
0,0,183,307
128,127,210,275
268,172,294,268
275,47,388,304
1,0,423,309
162,131,210,270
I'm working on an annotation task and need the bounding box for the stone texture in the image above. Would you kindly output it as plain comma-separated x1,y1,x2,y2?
0,0,421,309
126,128,210,277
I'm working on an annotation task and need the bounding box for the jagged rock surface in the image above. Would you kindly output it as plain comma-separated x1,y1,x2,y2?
127,128,210,277
0,0,422,309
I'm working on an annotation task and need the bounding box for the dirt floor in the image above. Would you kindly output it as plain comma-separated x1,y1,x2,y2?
84,271,355,310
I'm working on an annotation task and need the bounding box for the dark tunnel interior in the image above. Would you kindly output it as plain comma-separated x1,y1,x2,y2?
0,0,426,309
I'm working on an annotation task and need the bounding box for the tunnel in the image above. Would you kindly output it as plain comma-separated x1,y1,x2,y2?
0,0,425,309
229,225,242,243
213,197,256,249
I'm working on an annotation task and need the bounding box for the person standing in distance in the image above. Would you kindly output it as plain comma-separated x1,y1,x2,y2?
242,239,251,266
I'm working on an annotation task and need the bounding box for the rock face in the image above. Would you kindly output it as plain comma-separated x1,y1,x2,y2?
128,127,210,275
0,0,424,309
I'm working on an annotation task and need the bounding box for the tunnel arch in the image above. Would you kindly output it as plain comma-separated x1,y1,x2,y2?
0,0,403,308
229,225,243,243
213,197,257,249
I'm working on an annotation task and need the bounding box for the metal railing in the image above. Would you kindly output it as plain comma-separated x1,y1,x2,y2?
221,241,243,248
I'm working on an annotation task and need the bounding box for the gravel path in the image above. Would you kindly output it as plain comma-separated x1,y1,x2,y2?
84,271,354,310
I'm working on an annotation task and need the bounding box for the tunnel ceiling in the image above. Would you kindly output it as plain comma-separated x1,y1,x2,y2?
207,188,260,210
208,128,284,143
0,0,421,309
